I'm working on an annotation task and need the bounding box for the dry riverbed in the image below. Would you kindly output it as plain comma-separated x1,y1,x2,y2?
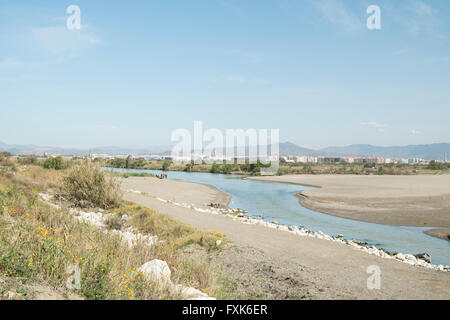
121,177,450,300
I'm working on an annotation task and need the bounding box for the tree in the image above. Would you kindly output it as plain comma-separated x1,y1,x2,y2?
222,164,233,174
162,160,172,171
210,163,220,174
185,160,195,172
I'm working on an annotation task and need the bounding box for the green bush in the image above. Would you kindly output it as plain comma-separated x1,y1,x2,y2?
43,156,66,170
426,161,448,171
58,162,122,209
162,160,172,171
210,163,220,174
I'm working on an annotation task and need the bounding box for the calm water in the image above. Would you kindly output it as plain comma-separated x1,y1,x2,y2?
114,168,450,265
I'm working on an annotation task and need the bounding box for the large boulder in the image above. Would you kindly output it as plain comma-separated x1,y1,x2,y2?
138,260,172,285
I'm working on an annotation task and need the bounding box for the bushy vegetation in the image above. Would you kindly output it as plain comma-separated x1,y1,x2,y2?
276,162,448,176
17,156,38,165
161,160,172,171
58,162,122,209
110,172,155,179
0,153,15,170
426,161,449,171
105,158,272,175
43,156,68,170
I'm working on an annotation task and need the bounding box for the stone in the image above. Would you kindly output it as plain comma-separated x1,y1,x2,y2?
414,253,432,264
138,260,172,285
405,254,417,262
121,214,131,221
395,253,406,261
173,285,216,300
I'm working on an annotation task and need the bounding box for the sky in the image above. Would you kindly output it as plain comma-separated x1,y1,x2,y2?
0,0,449,150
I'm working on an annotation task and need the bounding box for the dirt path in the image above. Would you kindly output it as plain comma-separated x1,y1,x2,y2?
121,177,450,300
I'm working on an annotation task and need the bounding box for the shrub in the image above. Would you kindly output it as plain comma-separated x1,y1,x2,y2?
162,160,172,171
210,163,220,174
18,156,38,165
43,156,66,170
426,161,448,171
58,162,122,209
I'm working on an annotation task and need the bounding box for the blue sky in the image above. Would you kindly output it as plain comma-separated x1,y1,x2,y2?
0,0,449,149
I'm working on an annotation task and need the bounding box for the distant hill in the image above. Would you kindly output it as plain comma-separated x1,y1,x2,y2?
1,141,449,160
279,142,323,157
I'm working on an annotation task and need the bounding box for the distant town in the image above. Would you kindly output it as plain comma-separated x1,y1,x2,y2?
9,151,449,166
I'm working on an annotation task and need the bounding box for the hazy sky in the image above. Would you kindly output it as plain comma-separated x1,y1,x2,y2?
1,0,449,149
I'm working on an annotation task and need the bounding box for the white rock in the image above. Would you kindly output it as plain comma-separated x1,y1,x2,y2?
395,253,406,261
138,260,172,285
173,285,216,300
76,211,106,228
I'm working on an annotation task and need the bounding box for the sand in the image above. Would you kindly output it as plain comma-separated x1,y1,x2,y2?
425,229,450,242
249,175,450,237
121,177,450,300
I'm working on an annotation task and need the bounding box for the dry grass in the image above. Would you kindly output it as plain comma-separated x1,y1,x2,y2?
14,165,63,190
0,163,226,300
109,201,225,291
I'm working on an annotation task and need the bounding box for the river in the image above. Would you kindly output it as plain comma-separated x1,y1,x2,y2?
113,168,450,266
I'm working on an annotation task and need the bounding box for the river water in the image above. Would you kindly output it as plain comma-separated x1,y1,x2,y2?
114,168,450,265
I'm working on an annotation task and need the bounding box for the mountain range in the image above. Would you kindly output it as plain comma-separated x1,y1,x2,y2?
278,142,450,161
1,141,449,161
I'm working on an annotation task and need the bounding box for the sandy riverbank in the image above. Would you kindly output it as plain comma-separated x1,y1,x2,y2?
121,177,450,300
249,175,450,241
